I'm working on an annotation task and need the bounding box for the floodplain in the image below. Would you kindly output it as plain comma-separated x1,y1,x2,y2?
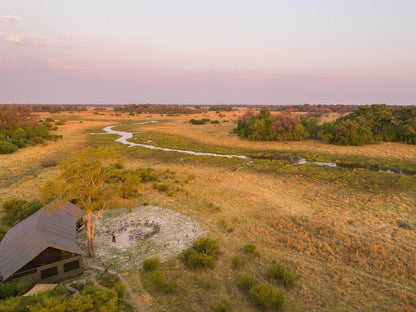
1,106,415,311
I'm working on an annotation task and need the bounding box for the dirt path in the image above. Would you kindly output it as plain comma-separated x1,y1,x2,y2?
85,262,147,312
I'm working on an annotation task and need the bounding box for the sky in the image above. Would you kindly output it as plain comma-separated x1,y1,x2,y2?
0,0,415,105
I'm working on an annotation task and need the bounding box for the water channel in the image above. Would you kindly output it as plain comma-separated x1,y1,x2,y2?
103,122,408,176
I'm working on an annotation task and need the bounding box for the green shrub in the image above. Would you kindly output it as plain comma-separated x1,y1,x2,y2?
243,244,259,256
268,262,285,280
157,183,169,192
249,283,285,310
183,248,215,268
194,237,219,256
0,283,125,312
268,262,301,287
143,256,161,272
0,141,18,154
203,279,212,289
150,270,177,293
210,120,220,124
115,282,126,300
136,168,158,182
113,163,124,169
182,237,219,268
0,279,32,300
0,226,7,242
189,119,210,125
231,256,243,270
55,120,65,125
163,280,177,293
97,272,121,289
2,199,44,226
237,272,257,292
150,270,166,288
219,218,226,227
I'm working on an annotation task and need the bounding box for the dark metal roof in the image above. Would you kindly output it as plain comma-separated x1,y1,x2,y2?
0,200,86,280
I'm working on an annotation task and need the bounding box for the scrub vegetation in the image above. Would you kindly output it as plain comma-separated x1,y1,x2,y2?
236,104,416,145
0,105,62,154
0,105,415,312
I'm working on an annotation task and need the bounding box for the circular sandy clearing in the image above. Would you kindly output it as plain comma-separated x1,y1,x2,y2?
77,206,206,271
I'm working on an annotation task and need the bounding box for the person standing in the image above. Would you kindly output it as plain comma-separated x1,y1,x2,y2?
112,231,116,243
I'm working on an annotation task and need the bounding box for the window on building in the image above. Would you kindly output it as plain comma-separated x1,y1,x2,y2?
40,266,58,279
64,260,80,272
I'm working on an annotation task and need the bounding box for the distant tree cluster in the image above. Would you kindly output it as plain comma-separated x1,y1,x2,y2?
0,105,61,154
28,104,87,113
208,105,235,112
189,118,220,125
318,104,416,145
114,104,198,115
234,109,308,141
235,104,416,145
0,104,87,113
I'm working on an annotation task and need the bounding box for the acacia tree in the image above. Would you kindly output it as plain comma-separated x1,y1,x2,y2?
41,147,142,257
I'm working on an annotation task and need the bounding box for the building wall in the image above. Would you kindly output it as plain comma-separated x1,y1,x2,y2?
11,255,84,284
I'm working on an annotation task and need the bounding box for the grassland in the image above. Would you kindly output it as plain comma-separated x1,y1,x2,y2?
1,107,415,311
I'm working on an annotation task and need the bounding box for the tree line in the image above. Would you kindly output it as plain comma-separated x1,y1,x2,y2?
0,105,61,154
114,104,199,115
235,104,416,145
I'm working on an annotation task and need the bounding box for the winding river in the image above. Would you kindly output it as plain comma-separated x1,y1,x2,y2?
103,122,247,159
103,122,408,176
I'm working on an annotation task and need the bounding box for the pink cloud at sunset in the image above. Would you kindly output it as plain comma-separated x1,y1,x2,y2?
0,15,20,25
0,32,52,47
0,1,414,104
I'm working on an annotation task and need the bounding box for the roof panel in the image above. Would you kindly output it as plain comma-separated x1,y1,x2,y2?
0,200,85,280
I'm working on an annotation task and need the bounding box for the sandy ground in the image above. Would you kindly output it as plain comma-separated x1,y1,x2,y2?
78,206,206,271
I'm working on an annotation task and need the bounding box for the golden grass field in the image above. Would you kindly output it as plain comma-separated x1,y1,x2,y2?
1,107,416,311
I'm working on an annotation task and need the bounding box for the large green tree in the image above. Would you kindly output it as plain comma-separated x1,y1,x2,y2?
41,147,142,257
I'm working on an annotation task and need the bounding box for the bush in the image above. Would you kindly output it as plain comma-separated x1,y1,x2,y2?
136,168,158,182
55,120,65,125
183,248,215,268
157,183,169,192
150,270,166,288
268,262,301,287
97,272,121,289
0,141,18,154
2,199,44,226
203,279,212,289
243,244,259,256
189,119,210,125
115,282,126,300
194,237,219,256
143,256,161,272
182,237,219,268
231,256,243,270
249,283,285,310
237,272,257,292
0,279,32,300
163,280,177,293
150,270,177,293
0,226,7,242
